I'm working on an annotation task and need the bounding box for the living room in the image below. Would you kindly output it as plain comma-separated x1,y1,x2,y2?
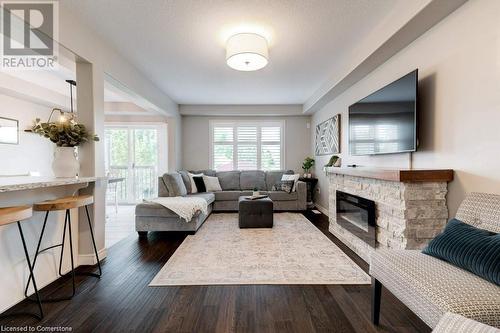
0,0,499,332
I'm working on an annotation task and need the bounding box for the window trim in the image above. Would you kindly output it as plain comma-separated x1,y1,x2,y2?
209,120,285,171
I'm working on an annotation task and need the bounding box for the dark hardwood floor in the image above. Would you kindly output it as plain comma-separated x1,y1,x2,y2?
0,211,430,333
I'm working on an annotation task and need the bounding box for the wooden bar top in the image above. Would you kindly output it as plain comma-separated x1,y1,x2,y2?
0,176,102,193
325,167,453,182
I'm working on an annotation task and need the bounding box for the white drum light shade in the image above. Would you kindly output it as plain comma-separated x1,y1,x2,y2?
226,33,268,71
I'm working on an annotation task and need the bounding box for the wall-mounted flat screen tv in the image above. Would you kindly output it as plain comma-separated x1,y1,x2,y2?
348,69,418,156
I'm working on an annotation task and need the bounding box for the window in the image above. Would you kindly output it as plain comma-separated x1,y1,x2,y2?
210,121,284,171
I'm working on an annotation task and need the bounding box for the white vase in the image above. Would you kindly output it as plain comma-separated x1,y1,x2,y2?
52,146,79,178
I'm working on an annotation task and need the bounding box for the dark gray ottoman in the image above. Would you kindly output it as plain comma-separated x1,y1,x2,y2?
238,196,273,228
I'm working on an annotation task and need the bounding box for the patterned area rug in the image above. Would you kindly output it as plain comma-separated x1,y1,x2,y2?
150,213,371,286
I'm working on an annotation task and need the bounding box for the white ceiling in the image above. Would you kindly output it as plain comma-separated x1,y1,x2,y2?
61,0,414,105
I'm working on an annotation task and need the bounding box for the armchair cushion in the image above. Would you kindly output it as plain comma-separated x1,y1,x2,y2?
433,312,500,333
370,250,500,328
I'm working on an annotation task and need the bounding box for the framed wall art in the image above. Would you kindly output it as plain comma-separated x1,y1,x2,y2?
315,114,340,156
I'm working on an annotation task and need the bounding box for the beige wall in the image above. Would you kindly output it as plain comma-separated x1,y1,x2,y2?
311,0,500,216
182,116,311,173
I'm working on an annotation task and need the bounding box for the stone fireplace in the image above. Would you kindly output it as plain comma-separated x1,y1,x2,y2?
327,167,453,262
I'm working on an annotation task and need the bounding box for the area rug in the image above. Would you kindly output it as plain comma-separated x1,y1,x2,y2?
150,213,371,286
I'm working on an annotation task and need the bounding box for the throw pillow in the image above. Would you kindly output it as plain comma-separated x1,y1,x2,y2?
203,175,222,192
188,172,203,193
272,180,294,193
193,176,206,193
422,218,500,286
281,174,300,192
162,173,187,197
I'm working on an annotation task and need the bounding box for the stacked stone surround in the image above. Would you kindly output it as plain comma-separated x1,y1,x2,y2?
328,173,449,262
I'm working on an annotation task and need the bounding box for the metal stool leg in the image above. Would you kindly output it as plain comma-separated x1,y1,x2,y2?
25,205,100,306
24,211,49,298
66,209,76,297
0,222,44,320
18,222,44,319
58,210,68,278
28,209,75,303
85,205,102,277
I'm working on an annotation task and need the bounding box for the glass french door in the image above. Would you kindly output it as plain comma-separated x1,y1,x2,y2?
105,126,159,204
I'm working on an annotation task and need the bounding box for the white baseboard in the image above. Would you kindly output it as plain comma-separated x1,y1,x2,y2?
314,203,329,217
78,248,107,265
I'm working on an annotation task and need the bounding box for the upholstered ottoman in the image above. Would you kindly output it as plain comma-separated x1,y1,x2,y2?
238,196,273,228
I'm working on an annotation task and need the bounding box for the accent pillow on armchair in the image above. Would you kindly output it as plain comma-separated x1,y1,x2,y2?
422,218,500,285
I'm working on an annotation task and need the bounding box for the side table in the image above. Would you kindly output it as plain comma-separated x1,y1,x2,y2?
299,177,318,208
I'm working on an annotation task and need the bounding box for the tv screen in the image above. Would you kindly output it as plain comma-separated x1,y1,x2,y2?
348,70,417,155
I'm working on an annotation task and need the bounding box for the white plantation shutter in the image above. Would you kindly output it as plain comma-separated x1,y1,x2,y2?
237,145,257,170
237,126,257,170
213,126,233,142
211,121,283,171
237,126,257,142
261,126,281,170
213,126,235,171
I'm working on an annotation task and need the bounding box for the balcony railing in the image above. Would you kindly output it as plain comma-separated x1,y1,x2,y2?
107,166,157,204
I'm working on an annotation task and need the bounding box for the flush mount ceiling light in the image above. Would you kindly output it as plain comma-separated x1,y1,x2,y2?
226,33,268,71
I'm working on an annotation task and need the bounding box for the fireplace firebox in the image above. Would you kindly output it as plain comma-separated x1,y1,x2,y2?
336,190,376,247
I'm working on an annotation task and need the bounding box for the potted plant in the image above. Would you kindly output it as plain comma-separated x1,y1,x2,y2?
31,118,99,178
302,157,315,178
253,187,259,197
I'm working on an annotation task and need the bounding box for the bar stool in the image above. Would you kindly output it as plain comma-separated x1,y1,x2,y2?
0,206,44,320
25,195,102,302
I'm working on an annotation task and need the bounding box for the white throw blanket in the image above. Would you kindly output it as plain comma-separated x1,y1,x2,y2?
146,196,208,222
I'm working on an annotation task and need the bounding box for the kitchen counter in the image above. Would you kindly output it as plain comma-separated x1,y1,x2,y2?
0,176,103,193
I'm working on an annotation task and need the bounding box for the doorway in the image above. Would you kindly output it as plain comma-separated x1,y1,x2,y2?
104,123,167,248
105,125,159,204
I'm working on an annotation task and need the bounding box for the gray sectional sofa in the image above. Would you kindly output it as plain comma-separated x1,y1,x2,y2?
135,170,307,235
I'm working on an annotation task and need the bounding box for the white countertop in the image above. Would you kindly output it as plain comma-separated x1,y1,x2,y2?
0,176,102,193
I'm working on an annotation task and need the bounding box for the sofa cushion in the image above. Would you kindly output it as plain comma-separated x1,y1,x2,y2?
161,173,187,196
240,170,266,190
422,218,500,286
178,170,192,193
190,169,217,177
214,191,252,201
264,190,298,201
216,171,241,190
186,192,215,205
266,170,294,190
370,250,500,328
